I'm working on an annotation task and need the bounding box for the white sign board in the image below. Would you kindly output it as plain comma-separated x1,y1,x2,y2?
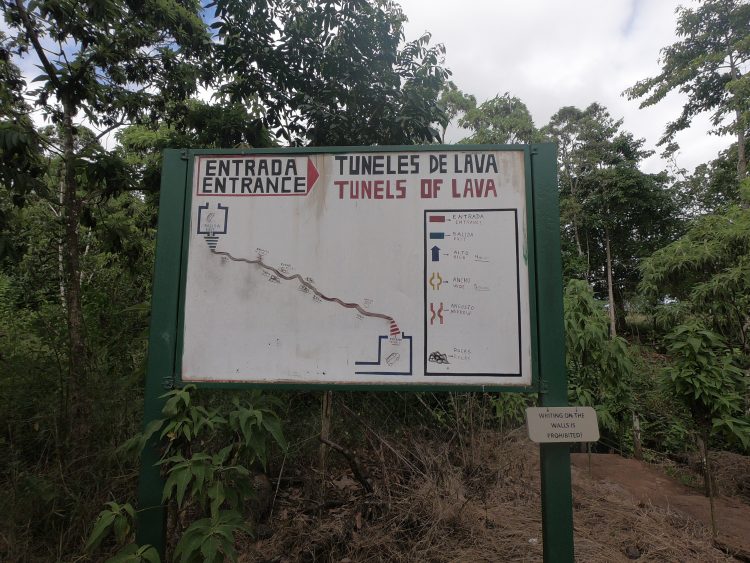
180,150,532,387
526,407,600,443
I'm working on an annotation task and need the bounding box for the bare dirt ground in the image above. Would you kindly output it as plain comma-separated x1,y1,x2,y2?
240,430,749,562
571,453,750,559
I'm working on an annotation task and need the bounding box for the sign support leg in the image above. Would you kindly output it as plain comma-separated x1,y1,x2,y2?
531,144,575,562
136,150,189,556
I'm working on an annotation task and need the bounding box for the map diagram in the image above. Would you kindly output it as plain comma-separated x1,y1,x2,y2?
210,247,412,376
180,151,532,386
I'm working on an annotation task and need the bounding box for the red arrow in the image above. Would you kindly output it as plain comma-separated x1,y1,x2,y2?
307,158,319,193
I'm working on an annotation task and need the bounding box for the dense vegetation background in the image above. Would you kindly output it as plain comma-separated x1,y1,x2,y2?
0,0,748,560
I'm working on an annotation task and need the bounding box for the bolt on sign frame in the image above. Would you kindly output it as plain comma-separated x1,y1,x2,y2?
136,144,573,562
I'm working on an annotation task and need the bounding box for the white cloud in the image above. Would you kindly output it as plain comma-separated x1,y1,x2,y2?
400,0,733,173
4,0,734,170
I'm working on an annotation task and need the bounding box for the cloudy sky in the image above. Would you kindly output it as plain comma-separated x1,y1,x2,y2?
398,0,732,174
5,0,733,174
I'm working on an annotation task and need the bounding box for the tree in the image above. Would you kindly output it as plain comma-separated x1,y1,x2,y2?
579,156,677,337
459,92,541,144
640,195,750,353
625,0,750,180
116,1,452,199
0,2,465,559
673,143,746,217
543,104,680,336
0,31,44,202
1,0,209,433
117,99,274,200
662,322,749,537
436,81,475,143
212,0,450,146
564,279,633,441
544,105,617,265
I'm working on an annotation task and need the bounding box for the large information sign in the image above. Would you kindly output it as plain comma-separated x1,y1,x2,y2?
178,148,534,387
139,145,574,561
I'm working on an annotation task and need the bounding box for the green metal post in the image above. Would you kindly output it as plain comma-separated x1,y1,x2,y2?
531,143,575,562
136,149,189,555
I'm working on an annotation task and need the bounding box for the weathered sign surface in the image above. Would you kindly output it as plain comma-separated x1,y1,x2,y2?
526,407,600,443
180,149,532,386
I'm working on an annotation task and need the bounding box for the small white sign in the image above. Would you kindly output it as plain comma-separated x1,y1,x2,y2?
526,407,599,443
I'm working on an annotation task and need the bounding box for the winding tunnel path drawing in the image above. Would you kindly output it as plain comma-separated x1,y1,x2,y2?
208,248,413,376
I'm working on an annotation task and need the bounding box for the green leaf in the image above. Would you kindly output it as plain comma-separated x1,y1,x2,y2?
105,544,161,563
213,444,233,465
113,512,130,543
174,467,192,507
118,419,164,458
193,462,207,493
123,503,136,520
105,543,138,563
85,511,117,553
201,536,221,561
175,529,204,563
208,480,225,517
262,417,287,451
139,545,162,563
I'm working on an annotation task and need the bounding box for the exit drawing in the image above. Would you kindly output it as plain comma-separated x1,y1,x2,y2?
180,151,532,386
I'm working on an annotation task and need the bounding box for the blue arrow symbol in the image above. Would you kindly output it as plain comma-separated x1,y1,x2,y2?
431,246,440,262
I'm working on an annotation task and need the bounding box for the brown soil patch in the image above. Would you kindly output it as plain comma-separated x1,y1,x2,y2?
571,453,750,559
239,430,748,562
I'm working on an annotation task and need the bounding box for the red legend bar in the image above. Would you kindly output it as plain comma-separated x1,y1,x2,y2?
429,215,446,223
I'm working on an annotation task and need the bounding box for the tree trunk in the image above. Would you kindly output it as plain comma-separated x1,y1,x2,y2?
14,0,88,439
604,228,617,338
573,220,583,256
58,176,66,310
61,99,87,436
697,431,718,539
729,50,747,181
632,411,643,461
568,175,584,257
736,108,746,181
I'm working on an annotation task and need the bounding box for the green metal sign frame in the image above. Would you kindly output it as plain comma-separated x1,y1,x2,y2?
136,143,573,561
